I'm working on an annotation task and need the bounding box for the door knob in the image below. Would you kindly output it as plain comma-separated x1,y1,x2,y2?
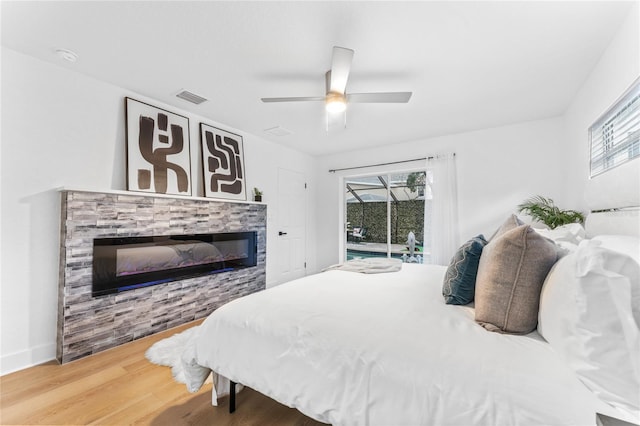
279,231,288,236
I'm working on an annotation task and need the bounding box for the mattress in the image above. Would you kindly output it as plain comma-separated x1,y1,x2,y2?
186,263,604,425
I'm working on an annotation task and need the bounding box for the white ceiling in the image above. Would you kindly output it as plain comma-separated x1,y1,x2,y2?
1,1,634,157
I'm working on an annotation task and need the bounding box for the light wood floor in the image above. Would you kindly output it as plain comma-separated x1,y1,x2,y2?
0,320,327,425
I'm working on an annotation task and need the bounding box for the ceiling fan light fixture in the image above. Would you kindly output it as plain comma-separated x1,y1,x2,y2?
326,92,346,113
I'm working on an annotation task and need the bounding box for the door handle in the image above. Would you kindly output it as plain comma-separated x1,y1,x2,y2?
279,231,288,236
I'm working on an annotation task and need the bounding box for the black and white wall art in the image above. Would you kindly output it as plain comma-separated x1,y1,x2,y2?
125,98,192,195
200,123,246,200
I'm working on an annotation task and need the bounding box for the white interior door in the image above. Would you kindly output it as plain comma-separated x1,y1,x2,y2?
276,168,307,283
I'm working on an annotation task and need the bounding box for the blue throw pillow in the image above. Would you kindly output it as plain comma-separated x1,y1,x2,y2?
442,235,488,305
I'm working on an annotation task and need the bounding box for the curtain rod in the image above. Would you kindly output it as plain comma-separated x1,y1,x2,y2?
328,153,455,173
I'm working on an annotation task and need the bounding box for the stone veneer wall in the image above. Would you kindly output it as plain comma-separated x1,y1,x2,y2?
57,190,266,364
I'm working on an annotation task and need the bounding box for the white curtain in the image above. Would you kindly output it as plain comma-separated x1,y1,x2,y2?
426,153,460,265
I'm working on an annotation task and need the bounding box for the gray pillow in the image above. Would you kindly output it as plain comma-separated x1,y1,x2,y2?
474,224,558,334
489,213,524,241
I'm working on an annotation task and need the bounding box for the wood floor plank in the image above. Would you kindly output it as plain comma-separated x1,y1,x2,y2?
33,362,174,425
1,365,128,424
0,319,328,425
88,393,166,426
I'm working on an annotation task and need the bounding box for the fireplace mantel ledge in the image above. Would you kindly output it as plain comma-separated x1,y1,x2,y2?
57,187,266,205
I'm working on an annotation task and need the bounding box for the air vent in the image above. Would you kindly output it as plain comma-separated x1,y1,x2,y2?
264,126,293,136
176,90,208,105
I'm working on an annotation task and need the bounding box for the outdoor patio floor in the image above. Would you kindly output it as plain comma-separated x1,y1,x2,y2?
346,242,427,256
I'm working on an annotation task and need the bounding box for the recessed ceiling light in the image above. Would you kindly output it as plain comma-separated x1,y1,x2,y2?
55,48,78,63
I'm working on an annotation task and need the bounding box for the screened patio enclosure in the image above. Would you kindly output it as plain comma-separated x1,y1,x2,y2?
344,171,432,263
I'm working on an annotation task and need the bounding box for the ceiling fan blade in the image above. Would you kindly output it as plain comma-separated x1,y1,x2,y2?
329,46,354,94
261,96,325,103
347,92,412,103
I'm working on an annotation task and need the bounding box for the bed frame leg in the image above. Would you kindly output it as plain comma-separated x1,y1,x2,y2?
229,380,236,413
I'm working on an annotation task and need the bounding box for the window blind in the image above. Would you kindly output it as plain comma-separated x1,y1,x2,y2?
590,78,640,177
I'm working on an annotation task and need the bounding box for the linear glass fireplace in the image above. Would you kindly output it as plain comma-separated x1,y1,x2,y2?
92,231,257,297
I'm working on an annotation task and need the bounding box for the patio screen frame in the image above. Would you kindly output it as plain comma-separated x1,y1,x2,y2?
339,167,429,263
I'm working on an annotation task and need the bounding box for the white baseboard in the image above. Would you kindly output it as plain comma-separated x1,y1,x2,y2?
1,343,56,376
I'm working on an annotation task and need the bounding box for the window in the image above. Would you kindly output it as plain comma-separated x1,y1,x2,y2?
344,170,431,263
590,78,640,177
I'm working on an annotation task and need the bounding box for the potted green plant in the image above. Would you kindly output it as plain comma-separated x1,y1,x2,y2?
517,195,584,229
253,187,263,202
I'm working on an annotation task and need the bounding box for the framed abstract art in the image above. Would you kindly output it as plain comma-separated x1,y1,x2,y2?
125,97,192,195
200,123,246,200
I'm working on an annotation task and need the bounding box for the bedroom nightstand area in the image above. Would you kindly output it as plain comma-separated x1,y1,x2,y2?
597,413,640,426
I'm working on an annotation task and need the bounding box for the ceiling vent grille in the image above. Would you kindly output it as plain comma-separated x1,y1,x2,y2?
176,90,208,105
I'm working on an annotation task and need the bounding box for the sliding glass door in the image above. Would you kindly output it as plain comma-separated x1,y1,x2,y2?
344,170,430,263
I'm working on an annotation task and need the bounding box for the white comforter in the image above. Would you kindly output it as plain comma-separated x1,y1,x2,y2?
184,263,604,425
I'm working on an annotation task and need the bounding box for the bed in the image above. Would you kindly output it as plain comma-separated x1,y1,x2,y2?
181,211,640,426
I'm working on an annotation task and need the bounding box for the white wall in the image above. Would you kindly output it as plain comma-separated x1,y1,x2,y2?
314,117,566,269
0,47,316,375
314,3,640,271
563,2,640,212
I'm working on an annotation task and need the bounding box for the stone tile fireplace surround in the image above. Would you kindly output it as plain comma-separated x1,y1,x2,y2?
57,189,266,364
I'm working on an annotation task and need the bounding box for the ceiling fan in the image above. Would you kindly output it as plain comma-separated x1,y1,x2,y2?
261,46,412,115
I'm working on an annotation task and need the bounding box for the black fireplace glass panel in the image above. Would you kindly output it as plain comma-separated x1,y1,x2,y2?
92,232,257,297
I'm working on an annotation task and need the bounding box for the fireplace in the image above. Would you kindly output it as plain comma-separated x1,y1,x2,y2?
59,190,266,363
92,231,257,297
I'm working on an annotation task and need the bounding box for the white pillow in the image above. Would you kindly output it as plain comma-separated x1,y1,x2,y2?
592,235,640,265
535,223,586,252
592,235,640,329
538,239,640,417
